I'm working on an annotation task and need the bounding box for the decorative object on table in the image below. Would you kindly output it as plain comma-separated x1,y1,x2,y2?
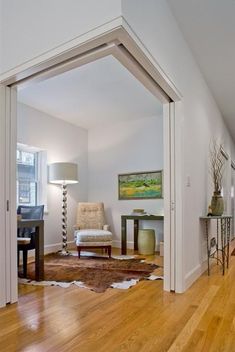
209,140,225,216
131,208,146,215
18,252,163,292
207,205,213,216
138,229,156,255
49,162,78,255
118,170,163,200
74,202,112,258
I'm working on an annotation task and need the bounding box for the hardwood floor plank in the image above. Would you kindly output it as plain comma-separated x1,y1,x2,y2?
167,286,220,352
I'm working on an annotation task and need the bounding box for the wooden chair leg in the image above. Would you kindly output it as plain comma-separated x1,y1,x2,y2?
77,247,81,259
17,250,20,267
23,250,28,277
108,246,111,258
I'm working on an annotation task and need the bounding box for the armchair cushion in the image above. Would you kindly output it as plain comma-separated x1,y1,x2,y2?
75,229,112,244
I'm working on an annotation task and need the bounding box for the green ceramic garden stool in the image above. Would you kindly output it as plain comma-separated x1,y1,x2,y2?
138,229,155,255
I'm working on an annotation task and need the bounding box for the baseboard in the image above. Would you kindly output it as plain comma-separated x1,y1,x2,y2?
44,241,74,254
112,240,132,249
185,260,208,290
112,240,160,252
25,241,75,258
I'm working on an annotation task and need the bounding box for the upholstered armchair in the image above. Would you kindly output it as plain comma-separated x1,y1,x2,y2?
74,202,112,258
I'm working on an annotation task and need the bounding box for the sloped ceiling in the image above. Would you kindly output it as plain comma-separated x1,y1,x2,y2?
168,0,235,140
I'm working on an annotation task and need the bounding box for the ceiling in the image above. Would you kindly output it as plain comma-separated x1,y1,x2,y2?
168,0,235,140
18,55,162,130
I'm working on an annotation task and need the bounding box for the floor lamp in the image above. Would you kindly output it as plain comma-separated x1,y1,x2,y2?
49,162,78,255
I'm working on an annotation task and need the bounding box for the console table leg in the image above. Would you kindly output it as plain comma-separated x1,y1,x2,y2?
216,219,219,265
134,220,139,251
121,218,127,255
206,220,210,276
221,218,226,275
35,224,44,281
227,218,231,268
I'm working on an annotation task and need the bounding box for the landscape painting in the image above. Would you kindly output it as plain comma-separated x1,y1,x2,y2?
118,170,163,200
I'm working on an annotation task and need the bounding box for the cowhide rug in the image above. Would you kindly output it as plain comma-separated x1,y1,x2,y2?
18,252,163,293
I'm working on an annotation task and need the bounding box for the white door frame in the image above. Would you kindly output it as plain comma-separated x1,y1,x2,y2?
0,85,7,308
0,85,17,307
0,17,184,305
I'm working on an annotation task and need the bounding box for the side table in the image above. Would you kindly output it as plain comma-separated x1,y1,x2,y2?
200,215,232,275
121,214,164,255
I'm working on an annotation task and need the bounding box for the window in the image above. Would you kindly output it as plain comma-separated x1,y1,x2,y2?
17,149,38,206
16,144,47,209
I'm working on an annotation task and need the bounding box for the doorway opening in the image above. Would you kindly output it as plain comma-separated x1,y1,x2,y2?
0,26,183,307
17,54,165,291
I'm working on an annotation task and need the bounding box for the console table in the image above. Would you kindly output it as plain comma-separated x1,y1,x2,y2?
121,214,164,255
200,215,232,275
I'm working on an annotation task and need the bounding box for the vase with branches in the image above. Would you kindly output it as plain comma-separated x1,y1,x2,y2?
210,140,225,216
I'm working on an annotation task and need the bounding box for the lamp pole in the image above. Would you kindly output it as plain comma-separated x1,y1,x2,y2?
60,182,69,255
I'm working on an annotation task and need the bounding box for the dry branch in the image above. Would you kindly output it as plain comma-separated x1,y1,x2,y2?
210,140,225,194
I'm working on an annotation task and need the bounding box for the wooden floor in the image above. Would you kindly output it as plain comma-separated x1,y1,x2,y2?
1,247,235,352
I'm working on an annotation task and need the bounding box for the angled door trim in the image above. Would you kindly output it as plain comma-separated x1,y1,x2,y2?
0,17,182,101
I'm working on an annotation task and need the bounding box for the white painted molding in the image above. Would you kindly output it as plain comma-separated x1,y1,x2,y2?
174,101,184,293
0,17,123,83
163,103,171,292
120,17,183,101
112,44,170,103
185,260,208,291
0,16,182,104
13,43,118,91
9,88,18,304
0,85,7,308
44,241,75,254
25,241,75,257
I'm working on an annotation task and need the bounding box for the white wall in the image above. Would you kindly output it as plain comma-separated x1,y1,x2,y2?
88,115,164,250
122,0,235,288
0,0,121,74
17,103,88,250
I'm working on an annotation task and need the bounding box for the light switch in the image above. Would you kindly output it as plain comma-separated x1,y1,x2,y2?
186,175,191,187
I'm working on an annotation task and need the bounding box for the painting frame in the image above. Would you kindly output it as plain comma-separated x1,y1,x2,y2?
118,170,163,200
